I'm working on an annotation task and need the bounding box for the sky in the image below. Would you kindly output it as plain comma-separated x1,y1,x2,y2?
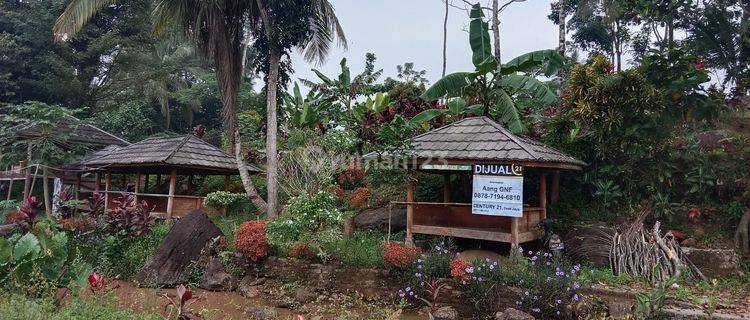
289,0,560,87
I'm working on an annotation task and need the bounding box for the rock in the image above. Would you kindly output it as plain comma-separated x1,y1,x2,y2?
433,306,458,320
682,247,741,279
494,308,534,320
135,209,223,286
606,301,632,318
237,275,265,298
681,238,697,247
200,256,236,291
353,206,406,230
245,306,278,320
294,286,317,304
563,223,615,267
457,249,507,264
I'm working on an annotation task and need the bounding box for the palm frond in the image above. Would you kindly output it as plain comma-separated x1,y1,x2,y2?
303,0,348,64
53,0,116,40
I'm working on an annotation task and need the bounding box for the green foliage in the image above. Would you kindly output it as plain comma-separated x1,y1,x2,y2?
91,102,156,142
0,292,160,320
635,277,676,319
0,224,91,297
321,230,392,267
0,200,19,223
203,191,247,209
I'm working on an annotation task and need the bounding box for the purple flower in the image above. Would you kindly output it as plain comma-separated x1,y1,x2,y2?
573,294,580,301
398,290,405,297
531,308,540,313
573,282,580,290
524,291,529,296
415,272,422,277
516,301,522,306
466,266,474,273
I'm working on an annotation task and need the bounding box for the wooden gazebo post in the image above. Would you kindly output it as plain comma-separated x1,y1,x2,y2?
166,169,177,219
405,174,415,247
551,170,560,205
6,179,13,200
539,173,548,220
104,172,111,211
134,172,142,202
224,175,231,191
95,172,101,192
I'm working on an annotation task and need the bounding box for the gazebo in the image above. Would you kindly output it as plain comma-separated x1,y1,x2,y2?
83,135,261,218
364,116,585,248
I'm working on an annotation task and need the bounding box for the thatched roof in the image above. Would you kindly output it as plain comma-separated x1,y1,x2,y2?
364,116,585,170
84,135,261,174
13,116,129,148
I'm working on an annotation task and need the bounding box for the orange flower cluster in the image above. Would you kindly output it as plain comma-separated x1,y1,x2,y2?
382,241,422,268
233,220,268,262
290,242,316,259
337,166,365,189
450,258,472,283
349,186,372,208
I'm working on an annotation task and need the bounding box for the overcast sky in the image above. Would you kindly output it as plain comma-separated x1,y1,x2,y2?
289,0,560,87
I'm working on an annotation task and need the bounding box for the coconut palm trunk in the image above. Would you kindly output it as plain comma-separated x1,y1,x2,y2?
256,0,280,218
558,0,566,53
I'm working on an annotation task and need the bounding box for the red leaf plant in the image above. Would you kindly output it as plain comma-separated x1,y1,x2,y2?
233,220,269,262
88,271,108,293
382,242,421,268
164,284,196,320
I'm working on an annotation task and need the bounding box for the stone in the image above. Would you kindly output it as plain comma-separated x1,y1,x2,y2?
199,256,236,291
682,248,741,279
294,286,317,304
494,308,534,320
245,306,278,320
606,301,633,318
457,249,507,264
353,206,406,230
433,306,458,320
237,276,265,298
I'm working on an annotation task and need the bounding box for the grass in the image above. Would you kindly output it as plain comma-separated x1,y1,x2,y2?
325,230,405,268
0,292,160,320
579,266,635,287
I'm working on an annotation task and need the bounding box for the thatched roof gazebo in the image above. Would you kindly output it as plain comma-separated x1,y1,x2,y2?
364,116,585,248
83,135,261,218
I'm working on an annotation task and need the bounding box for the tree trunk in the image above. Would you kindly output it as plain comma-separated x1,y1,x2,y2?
442,0,448,77
558,0,566,54
22,143,31,199
42,166,51,216
491,0,501,62
739,0,750,95
233,128,267,212
265,47,280,218
256,0,279,218
735,210,750,256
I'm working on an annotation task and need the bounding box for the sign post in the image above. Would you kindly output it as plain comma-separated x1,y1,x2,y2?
471,164,524,217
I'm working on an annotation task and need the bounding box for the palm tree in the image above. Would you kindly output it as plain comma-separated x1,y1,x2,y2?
421,4,562,133
53,0,346,217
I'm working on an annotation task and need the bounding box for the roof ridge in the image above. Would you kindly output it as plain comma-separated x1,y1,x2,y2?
163,135,192,163
480,117,541,160
71,115,130,145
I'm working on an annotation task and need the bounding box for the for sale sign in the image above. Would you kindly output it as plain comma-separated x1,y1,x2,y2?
471,164,524,217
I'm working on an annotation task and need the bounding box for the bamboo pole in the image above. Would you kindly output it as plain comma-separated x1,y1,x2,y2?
42,166,51,216
166,169,177,219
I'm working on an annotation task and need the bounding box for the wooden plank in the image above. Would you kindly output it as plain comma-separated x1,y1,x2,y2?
406,178,415,247
511,217,519,247
224,175,230,191
95,173,101,192
412,224,512,243
166,169,177,219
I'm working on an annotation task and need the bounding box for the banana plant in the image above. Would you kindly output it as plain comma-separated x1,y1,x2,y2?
409,98,483,128
283,83,328,129
419,3,564,133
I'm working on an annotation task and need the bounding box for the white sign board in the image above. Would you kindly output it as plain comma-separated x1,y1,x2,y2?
471,164,524,217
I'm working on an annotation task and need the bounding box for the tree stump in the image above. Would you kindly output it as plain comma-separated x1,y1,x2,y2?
135,209,223,287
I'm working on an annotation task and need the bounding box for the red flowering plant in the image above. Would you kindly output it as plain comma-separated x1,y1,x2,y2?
164,284,196,320
88,271,108,293
450,258,473,284
382,241,422,268
233,220,269,262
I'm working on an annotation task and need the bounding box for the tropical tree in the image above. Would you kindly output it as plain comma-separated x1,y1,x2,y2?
420,3,563,133
53,0,346,217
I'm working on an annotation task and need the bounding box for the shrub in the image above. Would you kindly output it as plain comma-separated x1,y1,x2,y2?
348,186,372,209
284,191,351,231
450,259,472,284
233,220,268,262
106,194,155,237
337,165,365,190
382,242,421,268
0,292,161,320
0,225,92,297
513,250,584,318
203,191,246,209
0,200,20,223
